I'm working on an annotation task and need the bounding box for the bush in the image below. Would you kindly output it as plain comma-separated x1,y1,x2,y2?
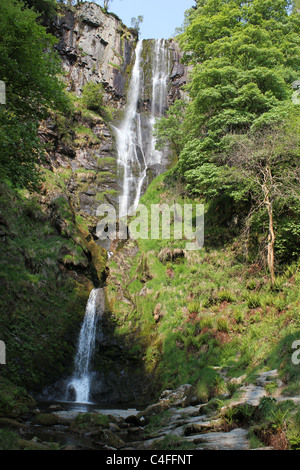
82,83,105,116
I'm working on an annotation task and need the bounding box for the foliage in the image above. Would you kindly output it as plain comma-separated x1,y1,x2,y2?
155,0,300,268
131,15,144,37
82,82,105,116
153,100,188,158
24,0,58,17
107,176,300,398
0,430,20,450
0,0,69,189
0,181,106,390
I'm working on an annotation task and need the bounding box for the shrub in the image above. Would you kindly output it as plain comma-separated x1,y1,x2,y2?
246,293,262,309
217,289,235,303
216,317,229,332
82,83,105,116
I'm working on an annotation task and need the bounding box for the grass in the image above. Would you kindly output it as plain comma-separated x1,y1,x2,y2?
107,175,300,404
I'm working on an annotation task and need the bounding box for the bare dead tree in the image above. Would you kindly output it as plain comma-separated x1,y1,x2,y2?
226,120,300,285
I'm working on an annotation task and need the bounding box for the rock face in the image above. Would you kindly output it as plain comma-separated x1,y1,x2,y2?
41,3,138,229
35,3,188,402
42,3,188,234
50,3,137,104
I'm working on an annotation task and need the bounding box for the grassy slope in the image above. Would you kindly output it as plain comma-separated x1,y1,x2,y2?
107,174,300,401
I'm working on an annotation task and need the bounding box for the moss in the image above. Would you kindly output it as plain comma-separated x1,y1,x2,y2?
34,414,61,426
0,182,105,391
71,412,110,432
0,376,36,418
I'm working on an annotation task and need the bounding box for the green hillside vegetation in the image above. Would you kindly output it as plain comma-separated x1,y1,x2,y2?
108,175,300,399
0,0,299,451
107,0,300,449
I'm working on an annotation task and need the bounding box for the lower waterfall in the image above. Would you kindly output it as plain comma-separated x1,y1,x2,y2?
67,288,103,403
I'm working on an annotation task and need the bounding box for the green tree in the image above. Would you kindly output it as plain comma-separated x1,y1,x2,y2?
24,0,58,17
164,0,300,181
155,0,300,269
0,0,69,189
153,100,187,158
131,15,144,36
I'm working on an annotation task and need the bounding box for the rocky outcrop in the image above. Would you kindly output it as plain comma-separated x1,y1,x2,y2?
40,4,138,228
168,39,190,104
41,4,188,236
50,3,137,104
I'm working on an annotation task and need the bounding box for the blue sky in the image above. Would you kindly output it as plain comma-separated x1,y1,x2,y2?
94,0,195,39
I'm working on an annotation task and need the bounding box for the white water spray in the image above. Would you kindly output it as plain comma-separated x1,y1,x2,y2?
67,289,102,403
114,39,171,218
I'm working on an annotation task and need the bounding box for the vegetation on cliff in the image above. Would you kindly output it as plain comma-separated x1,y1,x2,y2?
155,0,300,284
106,0,300,449
0,0,109,392
0,0,299,451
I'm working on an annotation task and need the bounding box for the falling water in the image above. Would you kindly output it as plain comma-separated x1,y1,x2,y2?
67,289,102,403
114,39,171,217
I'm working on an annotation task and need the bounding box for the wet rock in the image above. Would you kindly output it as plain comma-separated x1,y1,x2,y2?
95,429,126,449
50,3,137,98
48,404,65,412
136,399,171,423
187,428,250,450
160,384,193,407
34,413,63,426
184,418,223,436
125,415,144,427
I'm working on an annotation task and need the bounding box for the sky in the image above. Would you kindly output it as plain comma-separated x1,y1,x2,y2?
94,0,195,39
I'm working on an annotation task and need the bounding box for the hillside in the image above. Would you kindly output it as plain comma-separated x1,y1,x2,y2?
0,0,299,453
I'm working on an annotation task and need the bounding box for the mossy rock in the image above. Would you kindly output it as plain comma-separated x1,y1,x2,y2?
34,413,62,426
70,412,110,434
100,429,125,449
0,376,36,419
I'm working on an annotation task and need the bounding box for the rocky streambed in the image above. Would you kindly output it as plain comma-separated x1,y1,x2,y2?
1,368,298,451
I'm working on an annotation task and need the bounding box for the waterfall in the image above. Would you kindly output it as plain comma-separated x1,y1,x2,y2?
114,39,171,218
67,288,103,403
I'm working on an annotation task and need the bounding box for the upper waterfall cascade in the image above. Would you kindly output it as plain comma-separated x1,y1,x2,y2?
114,39,172,217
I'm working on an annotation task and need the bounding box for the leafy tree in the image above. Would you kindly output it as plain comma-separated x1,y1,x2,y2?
24,0,58,17
153,100,187,158
131,16,144,36
103,0,112,11
0,0,69,189
155,0,300,270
